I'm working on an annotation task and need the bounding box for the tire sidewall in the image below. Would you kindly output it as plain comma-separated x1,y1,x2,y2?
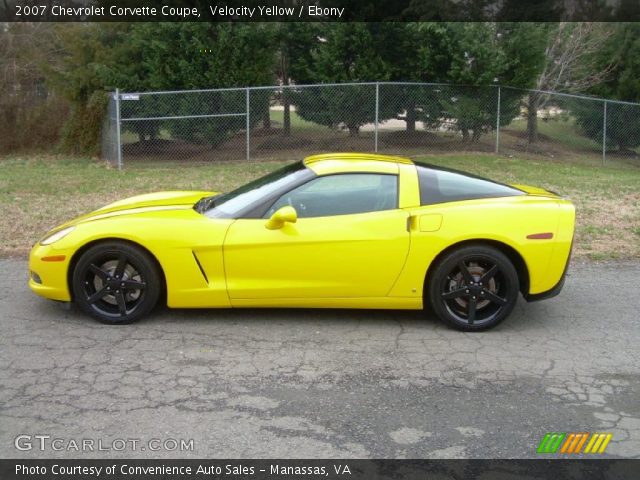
428,245,519,331
72,242,161,325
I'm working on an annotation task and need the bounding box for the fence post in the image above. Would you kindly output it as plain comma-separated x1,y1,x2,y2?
374,82,379,153
495,86,501,154
115,88,123,170
246,88,251,161
602,100,607,165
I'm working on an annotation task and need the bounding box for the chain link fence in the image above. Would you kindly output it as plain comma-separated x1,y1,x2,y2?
103,82,640,169
101,91,120,167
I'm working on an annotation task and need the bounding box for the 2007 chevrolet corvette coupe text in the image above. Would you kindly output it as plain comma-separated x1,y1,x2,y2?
29,153,575,331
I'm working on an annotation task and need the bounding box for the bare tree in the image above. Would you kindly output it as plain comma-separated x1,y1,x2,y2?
527,22,616,144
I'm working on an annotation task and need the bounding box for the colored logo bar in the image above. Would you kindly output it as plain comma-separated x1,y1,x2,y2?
537,432,612,454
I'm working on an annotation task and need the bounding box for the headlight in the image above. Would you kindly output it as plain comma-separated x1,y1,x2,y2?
40,226,76,245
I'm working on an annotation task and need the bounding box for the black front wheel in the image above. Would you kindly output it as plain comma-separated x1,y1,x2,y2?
427,245,520,331
72,241,161,324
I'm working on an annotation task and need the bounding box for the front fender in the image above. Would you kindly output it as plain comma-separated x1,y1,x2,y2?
32,209,234,308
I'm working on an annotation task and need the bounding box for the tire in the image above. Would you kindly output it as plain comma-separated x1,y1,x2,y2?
427,244,519,331
72,241,161,325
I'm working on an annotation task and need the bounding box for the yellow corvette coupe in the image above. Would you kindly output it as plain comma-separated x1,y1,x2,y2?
29,153,574,331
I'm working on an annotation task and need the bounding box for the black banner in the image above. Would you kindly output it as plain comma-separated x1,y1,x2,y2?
1,0,639,22
2,459,640,480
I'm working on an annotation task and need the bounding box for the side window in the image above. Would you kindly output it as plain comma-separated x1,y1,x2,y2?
265,174,398,218
416,166,523,205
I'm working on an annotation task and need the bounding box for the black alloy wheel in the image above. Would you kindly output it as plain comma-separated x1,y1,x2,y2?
72,241,161,324
428,245,519,331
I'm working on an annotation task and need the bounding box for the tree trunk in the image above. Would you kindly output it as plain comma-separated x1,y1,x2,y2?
527,92,539,144
461,129,470,143
283,97,291,136
348,125,360,137
406,101,416,133
472,129,482,142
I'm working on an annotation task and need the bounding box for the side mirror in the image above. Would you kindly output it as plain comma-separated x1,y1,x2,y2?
265,206,297,230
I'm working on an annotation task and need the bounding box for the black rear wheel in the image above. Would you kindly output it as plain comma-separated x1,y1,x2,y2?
427,245,519,331
72,241,161,324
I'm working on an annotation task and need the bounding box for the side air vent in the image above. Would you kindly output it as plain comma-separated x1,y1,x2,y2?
192,251,209,284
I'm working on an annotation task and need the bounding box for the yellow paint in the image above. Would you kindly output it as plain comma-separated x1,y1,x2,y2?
398,163,420,208
29,153,575,310
419,214,443,232
583,433,612,454
584,433,598,453
224,209,410,299
597,433,612,453
231,296,421,310
304,152,414,165
589,433,606,453
305,158,398,176
265,205,297,230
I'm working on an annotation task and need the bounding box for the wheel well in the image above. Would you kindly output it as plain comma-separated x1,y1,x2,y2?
67,238,168,304
424,239,530,297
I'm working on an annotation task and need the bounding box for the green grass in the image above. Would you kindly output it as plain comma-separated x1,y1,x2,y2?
507,117,602,151
414,153,640,196
268,109,323,131
0,155,289,255
1,153,639,260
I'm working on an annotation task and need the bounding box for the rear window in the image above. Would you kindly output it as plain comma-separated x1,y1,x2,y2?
416,164,524,206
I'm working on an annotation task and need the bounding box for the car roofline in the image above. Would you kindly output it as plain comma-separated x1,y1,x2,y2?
303,152,414,166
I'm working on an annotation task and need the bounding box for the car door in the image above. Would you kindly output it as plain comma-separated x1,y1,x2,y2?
223,173,410,299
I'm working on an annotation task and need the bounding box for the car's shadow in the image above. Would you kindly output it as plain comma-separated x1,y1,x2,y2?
33,295,553,333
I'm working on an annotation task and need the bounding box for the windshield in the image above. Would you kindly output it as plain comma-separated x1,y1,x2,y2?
202,162,311,219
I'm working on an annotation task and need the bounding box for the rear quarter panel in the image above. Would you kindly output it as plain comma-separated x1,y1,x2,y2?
389,196,575,301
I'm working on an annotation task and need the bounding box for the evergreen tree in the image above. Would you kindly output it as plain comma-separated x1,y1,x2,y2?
291,23,396,137
572,23,640,152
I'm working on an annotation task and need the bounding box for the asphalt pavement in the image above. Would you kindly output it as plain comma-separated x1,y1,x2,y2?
1,258,639,459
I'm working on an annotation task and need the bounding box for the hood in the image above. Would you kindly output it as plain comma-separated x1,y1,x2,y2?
511,184,561,198
58,191,217,228
96,190,216,213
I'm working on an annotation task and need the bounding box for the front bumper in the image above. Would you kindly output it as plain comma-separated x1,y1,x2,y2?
28,243,73,302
